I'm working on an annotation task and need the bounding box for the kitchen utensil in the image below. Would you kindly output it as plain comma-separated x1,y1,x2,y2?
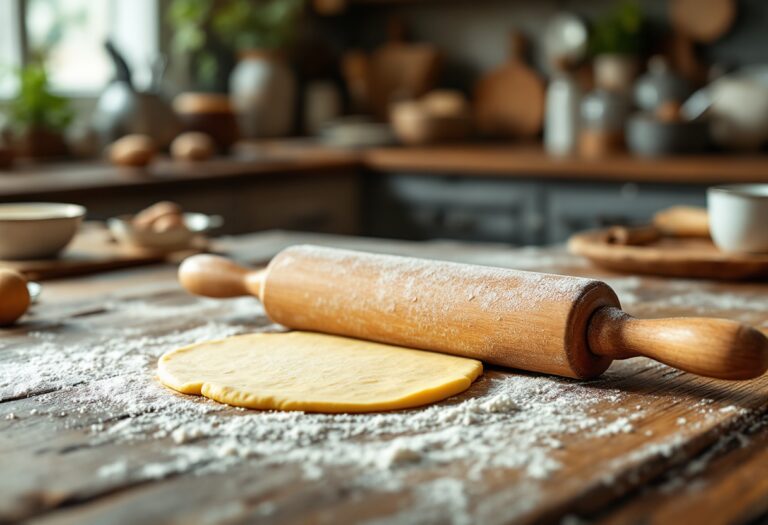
569,228,768,281
669,0,736,43
0,203,85,260
93,41,180,149
108,213,223,251
179,245,768,381
708,185,768,254
475,31,545,139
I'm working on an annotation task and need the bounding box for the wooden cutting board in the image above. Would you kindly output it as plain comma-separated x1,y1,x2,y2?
569,227,768,280
355,18,441,121
474,31,545,139
669,0,736,43
0,223,207,281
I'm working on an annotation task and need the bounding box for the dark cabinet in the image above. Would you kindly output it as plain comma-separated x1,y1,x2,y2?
365,172,707,245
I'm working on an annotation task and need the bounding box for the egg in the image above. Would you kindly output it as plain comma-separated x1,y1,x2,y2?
109,134,156,167
152,213,187,233
170,132,215,162
132,201,183,231
0,269,30,326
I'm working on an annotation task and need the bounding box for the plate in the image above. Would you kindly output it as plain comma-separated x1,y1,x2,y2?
568,228,768,280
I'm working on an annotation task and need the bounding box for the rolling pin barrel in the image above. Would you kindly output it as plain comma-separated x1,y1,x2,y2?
179,246,768,380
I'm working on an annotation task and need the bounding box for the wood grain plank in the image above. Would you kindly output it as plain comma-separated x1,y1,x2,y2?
595,414,768,525
1,232,767,524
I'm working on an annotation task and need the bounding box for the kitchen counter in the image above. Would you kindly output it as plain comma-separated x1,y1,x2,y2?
0,148,359,199
4,143,768,202
363,144,768,183
2,230,767,524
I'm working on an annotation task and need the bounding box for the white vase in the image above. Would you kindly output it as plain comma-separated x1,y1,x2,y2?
544,72,581,157
229,50,296,138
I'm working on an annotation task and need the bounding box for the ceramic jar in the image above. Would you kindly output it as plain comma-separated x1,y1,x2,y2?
634,56,690,112
578,89,630,158
172,93,240,153
230,50,296,138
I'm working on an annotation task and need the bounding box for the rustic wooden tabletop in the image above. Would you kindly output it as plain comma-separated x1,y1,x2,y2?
1,231,767,525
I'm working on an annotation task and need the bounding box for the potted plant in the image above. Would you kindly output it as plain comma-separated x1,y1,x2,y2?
168,0,304,140
588,1,645,93
8,63,73,159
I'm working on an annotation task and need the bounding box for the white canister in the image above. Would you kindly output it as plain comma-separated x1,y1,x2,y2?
544,73,581,156
230,50,296,138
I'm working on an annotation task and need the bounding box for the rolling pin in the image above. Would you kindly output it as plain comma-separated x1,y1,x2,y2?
179,245,768,380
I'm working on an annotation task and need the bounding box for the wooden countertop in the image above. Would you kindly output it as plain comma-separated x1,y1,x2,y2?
4,142,768,199
0,148,359,199
363,144,768,184
2,231,767,524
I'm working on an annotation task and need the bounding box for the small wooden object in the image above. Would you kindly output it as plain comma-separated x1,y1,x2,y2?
653,206,709,237
569,229,768,281
368,18,441,121
179,245,768,381
475,31,545,139
0,223,200,281
670,0,736,43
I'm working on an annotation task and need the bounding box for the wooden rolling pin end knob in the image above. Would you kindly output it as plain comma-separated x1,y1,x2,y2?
588,307,768,380
179,254,264,299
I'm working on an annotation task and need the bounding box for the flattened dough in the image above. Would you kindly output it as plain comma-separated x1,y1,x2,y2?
158,331,483,413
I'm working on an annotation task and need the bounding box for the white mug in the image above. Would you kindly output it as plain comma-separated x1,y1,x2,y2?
708,184,768,253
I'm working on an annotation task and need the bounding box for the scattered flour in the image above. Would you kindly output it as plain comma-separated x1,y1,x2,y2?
0,291,654,523
0,265,762,524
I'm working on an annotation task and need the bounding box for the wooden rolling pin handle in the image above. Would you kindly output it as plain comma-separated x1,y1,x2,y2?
178,254,265,299
588,307,768,380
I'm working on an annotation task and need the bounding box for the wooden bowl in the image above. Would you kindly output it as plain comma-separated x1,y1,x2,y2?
390,102,471,146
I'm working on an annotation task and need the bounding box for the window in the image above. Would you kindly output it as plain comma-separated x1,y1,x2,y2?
1,0,159,97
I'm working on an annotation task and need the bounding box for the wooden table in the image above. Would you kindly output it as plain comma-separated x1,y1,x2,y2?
1,231,767,524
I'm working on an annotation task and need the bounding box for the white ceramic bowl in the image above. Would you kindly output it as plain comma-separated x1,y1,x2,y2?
0,203,86,260
108,213,223,251
708,185,768,253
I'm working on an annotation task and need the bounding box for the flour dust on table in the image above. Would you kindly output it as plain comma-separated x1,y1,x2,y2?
0,292,759,524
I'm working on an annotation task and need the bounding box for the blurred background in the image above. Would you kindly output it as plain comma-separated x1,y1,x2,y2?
1,0,767,247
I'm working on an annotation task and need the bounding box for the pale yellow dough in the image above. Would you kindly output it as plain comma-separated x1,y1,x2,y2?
157,331,483,413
